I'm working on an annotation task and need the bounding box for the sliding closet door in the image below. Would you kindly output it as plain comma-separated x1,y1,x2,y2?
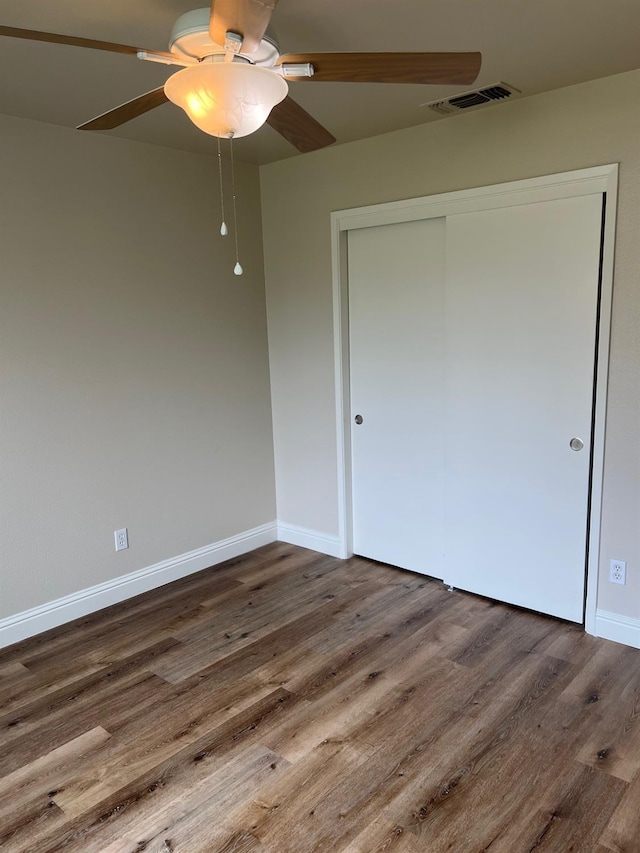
349,218,446,576
444,194,603,622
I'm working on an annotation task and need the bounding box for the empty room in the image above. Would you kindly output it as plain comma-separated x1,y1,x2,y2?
1,1,640,850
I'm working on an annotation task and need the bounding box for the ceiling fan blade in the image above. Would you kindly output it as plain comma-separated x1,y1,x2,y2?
209,0,279,54
0,24,173,59
78,88,169,131
267,96,335,153
278,52,482,86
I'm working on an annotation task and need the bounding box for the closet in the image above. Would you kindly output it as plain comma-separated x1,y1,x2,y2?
347,183,607,622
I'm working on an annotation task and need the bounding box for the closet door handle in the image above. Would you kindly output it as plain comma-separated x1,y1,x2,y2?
569,437,584,451
354,414,364,425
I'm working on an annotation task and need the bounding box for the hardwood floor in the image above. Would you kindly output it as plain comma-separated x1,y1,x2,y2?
2,542,640,852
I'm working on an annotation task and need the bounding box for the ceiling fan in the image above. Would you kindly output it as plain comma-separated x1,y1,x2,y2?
0,1,482,153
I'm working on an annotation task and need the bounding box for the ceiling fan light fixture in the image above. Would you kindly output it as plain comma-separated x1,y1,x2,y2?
164,61,288,139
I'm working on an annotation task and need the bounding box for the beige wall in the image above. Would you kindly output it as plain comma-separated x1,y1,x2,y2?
260,69,640,620
0,115,276,618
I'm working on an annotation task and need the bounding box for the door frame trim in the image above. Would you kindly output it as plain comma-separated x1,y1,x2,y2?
330,164,619,636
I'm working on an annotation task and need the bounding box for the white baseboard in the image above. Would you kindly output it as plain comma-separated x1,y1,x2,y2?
15,525,637,653
594,609,640,650
0,522,278,650
277,522,344,558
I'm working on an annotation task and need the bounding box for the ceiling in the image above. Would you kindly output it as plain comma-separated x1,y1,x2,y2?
0,0,638,165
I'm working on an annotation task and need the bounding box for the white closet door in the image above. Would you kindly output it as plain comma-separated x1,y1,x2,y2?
348,218,446,576
444,194,603,622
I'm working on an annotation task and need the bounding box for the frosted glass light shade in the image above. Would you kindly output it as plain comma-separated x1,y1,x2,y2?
164,62,288,139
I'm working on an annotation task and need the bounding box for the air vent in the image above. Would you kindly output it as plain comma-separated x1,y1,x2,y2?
424,82,521,116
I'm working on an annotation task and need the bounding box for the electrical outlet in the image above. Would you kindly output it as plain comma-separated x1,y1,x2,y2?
609,559,626,585
114,528,129,552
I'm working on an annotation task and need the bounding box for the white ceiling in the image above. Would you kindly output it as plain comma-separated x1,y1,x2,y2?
0,0,638,164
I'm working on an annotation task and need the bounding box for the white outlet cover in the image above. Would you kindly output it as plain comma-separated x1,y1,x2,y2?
115,528,129,551
609,559,626,585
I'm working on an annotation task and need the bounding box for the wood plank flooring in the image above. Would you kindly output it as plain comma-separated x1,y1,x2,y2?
2,542,640,852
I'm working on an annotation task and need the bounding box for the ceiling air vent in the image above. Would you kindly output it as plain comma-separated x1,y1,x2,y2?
424,82,521,116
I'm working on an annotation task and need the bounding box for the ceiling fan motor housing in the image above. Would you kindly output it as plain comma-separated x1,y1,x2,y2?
169,7,280,66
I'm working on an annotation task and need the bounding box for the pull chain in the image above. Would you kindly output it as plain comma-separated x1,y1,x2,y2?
229,135,243,276
217,136,228,236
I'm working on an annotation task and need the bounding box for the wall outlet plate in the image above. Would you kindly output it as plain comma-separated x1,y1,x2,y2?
610,559,626,585
115,528,129,552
